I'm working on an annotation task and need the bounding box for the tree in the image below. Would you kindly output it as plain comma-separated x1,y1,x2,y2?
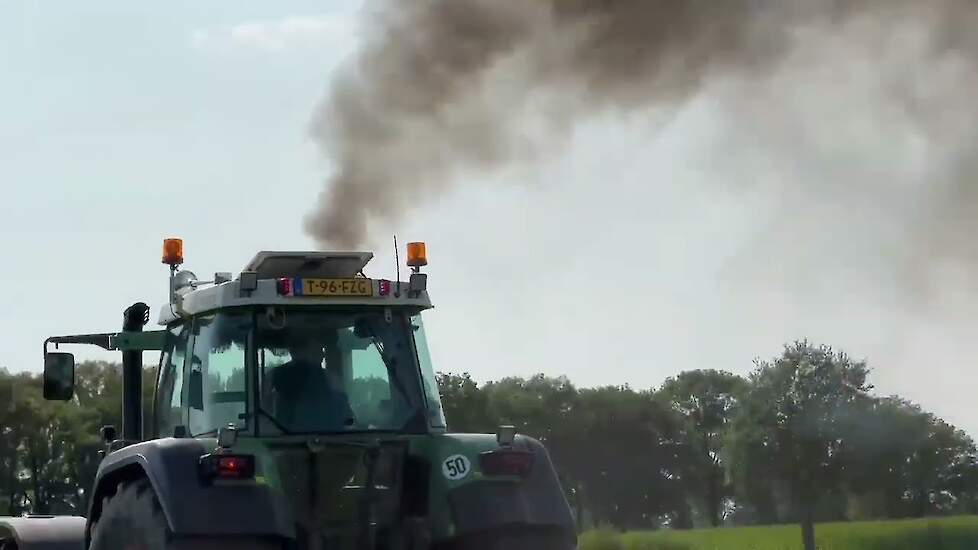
658,370,747,527
0,369,30,515
0,362,158,515
905,415,976,517
436,372,492,432
727,341,872,550
483,375,580,447
840,395,978,519
571,386,690,530
842,397,925,519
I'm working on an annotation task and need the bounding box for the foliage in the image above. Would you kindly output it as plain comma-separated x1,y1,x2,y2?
725,342,875,549
0,362,155,515
658,370,747,527
439,348,978,533
435,372,492,433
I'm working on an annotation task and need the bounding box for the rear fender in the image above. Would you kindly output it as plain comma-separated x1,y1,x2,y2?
90,438,295,541
423,434,576,543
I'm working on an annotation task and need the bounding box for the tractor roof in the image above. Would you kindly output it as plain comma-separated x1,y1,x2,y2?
157,251,431,325
244,251,373,279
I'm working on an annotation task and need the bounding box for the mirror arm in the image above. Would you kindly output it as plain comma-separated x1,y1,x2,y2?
44,334,115,352
43,331,166,354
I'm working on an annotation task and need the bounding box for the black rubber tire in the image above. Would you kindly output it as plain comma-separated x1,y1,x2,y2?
89,479,281,550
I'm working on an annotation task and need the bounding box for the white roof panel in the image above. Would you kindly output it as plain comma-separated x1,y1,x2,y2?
243,251,373,279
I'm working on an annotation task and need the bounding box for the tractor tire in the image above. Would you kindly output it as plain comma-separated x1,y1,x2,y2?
90,478,281,550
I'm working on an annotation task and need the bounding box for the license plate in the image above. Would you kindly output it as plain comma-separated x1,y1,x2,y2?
294,278,373,297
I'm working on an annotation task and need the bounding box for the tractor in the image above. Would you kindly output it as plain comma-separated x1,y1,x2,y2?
0,239,576,550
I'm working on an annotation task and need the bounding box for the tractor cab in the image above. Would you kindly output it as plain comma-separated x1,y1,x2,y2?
43,239,445,443
151,243,446,442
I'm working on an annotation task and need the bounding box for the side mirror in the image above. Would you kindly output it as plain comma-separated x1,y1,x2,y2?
43,352,76,401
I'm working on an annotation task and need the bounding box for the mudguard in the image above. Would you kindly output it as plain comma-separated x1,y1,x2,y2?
0,516,85,550
89,438,295,541
428,434,577,542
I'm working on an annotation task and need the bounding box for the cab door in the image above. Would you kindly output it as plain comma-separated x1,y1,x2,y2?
153,323,190,438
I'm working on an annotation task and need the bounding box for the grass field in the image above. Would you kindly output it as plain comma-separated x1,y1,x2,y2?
578,516,978,550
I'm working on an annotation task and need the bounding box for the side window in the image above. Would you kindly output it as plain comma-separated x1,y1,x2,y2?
188,313,249,436
346,327,394,428
411,315,446,428
155,323,188,438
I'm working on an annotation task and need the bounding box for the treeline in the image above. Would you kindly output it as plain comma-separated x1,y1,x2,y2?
1,341,976,533
438,341,978,530
0,362,155,515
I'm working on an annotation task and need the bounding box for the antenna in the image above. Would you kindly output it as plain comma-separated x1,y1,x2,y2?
393,234,401,297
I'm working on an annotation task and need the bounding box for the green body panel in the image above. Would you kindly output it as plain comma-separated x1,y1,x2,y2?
112,330,166,351
215,432,509,541
414,433,517,539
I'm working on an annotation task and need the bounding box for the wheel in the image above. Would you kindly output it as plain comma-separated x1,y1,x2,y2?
90,478,281,550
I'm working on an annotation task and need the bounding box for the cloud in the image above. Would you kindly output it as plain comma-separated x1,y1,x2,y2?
191,15,354,53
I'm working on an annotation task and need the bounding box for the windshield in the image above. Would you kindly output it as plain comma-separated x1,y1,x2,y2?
255,308,431,434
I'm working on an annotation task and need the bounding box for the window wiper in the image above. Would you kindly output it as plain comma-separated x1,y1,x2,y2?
192,407,292,438
231,407,295,435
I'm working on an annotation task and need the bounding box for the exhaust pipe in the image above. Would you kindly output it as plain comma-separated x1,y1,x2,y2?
121,302,150,442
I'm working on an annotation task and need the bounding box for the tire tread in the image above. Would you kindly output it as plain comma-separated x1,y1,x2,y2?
90,478,280,550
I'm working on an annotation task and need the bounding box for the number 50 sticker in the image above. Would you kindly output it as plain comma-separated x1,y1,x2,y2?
442,454,472,481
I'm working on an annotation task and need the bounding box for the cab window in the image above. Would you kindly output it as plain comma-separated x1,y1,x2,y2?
411,315,446,428
187,312,250,435
155,323,188,438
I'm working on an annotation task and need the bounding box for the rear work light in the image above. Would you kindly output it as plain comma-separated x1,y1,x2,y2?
198,453,256,483
479,449,535,478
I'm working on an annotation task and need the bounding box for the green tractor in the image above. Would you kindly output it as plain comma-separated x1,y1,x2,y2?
0,240,576,550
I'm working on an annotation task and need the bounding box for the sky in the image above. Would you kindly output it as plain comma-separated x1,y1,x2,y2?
3,1,978,435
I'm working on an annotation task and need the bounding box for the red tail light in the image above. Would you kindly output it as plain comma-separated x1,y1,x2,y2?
479,449,534,478
276,278,292,296
217,456,250,477
198,453,256,482
378,279,391,296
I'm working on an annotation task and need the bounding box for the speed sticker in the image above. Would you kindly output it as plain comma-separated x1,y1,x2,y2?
441,454,472,481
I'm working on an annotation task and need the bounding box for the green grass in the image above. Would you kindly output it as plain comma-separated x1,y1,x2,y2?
579,516,978,550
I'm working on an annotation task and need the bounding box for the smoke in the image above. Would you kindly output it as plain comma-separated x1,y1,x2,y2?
305,0,978,297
